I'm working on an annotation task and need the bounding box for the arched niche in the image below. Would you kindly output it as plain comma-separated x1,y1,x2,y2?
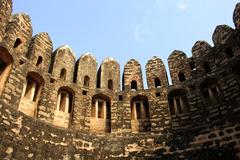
168,89,189,116
75,53,97,89
154,77,161,88
108,79,113,90
123,59,144,90
13,38,22,48
27,33,53,72
2,13,32,55
53,86,74,128
225,47,234,58
200,78,220,106
50,45,75,82
0,47,13,95
130,95,151,133
131,80,137,90
83,75,90,87
36,56,43,67
99,57,120,91
146,56,168,89
168,50,190,85
203,62,211,73
60,68,66,80
18,72,44,117
0,0,12,42
232,60,240,80
90,94,111,133
178,72,186,82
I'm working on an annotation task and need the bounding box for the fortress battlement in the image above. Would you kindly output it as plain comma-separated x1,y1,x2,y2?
1,1,240,159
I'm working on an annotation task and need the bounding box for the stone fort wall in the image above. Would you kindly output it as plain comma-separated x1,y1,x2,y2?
1,0,240,159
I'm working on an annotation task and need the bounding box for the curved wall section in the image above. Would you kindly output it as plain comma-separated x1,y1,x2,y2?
123,59,143,91
2,13,32,55
0,0,12,42
1,1,240,160
99,57,120,91
76,53,97,89
146,56,168,89
50,45,75,82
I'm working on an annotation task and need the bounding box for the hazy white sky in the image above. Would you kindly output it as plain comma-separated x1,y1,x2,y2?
13,0,239,86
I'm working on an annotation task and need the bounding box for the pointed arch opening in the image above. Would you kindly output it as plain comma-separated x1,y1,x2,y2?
54,86,74,128
168,89,189,116
200,78,220,106
189,61,196,70
154,77,161,88
57,87,74,113
225,47,234,58
108,79,113,90
233,60,240,79
22,72,44,102
36,56,43,67
131,80,137,90
60,68,66,80
91,94,111,133
203,62,211,73
131,95,151,133
0,47,13,95
18,72,44,117
178,72,185,82
13,38,22,48
83,75,90,87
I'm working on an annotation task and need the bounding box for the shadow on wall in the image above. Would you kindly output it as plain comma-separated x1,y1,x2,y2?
153,146,239,160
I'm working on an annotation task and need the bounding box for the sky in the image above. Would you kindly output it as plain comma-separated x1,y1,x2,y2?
13,0,239,86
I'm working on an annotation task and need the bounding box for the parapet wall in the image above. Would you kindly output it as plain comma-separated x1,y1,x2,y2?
1,0,240,159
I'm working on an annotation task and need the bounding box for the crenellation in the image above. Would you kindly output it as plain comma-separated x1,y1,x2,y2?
27,32,53,72
0,1,240,159
50,45,76,83
234,3,240,29
2,13,32,55
123,59,144,91
192,41,212,58
0,0,12,42
168,50,191,85
98,57,120,91
212,25,234,46
146,56,168,89
75,53,97,89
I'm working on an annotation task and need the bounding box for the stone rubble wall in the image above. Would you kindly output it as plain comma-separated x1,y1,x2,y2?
0,0,240,159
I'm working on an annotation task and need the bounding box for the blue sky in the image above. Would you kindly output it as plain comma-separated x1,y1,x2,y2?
13,0,239,86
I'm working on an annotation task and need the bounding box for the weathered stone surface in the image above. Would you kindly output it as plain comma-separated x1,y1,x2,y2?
192,41,212,58
168,50,191,85
0,1,240,160
27,32,53,72
50,45,76,82
75,53,97,89
233,3,240,29
123,59,144,91
0,0,12,42
212,25,234,46
146,56,168,88
98,57,120,91
2,13,32,55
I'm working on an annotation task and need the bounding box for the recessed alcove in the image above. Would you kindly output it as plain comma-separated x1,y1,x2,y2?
168,89,189,115
131,95,151,133
0,47,13,95
90,94,111,133
84,75,90,87
131,80,137,90
18,72,44,117
53,87,74,128
200,78,220,106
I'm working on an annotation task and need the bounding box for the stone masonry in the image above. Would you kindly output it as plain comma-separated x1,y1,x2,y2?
1,0,240,159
